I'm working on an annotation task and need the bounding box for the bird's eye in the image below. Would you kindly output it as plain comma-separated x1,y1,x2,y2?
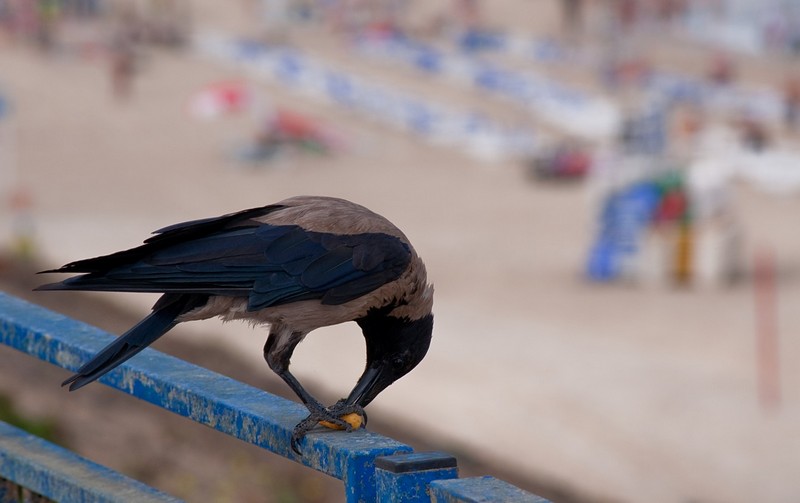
391,356,405,371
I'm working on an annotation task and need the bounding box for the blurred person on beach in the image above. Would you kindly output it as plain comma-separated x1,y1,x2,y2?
35,0,59,52
613,0,639,33
653,0,688,30
144,0,191,48
784,76,800,132
735,113,771,152
560,0,585,38
259,0,290,42
108,9,141,100
322,0,371,36
708,51,736,87
453,0,480,33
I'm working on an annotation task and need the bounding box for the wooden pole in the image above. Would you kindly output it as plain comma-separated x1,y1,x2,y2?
754,246,781,410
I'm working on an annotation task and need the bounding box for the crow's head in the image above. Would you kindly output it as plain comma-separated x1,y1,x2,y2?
348,311,433,407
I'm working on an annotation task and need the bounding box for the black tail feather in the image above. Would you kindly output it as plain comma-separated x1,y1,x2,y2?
63,293,207,391
39,205,282,277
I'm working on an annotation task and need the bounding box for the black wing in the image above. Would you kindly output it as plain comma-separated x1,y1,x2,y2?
38,208,412,310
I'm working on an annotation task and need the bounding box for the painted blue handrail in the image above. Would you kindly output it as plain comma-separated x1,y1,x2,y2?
0,292,549,502
0,420,180,503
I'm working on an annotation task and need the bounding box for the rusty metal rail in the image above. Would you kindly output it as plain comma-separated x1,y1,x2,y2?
0,292,549,502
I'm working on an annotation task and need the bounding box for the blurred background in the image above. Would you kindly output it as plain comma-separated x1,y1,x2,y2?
0,0,799,502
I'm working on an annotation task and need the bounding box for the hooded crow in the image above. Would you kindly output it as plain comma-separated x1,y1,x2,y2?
37,196,434,452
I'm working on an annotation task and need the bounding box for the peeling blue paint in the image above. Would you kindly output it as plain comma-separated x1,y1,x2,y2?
430,477,552,502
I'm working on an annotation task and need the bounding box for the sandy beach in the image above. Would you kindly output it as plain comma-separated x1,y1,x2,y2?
1,1,799,502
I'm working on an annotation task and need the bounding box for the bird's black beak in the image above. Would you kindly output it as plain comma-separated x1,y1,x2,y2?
345,366,384,407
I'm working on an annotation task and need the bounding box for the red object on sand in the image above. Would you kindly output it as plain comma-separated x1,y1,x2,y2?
654,191,687,223
188,81,250,118
273,109,319,140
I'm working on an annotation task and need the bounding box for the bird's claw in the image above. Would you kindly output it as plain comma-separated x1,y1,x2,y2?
290,401,367,455
327,399,368,426
291,415,322,455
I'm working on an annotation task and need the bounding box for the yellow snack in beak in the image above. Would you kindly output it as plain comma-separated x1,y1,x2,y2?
319,412,364,431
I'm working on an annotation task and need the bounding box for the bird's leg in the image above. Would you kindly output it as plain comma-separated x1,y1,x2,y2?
264,331,357,453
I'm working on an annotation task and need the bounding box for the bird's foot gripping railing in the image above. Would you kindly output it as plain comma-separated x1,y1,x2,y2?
0,293,550,503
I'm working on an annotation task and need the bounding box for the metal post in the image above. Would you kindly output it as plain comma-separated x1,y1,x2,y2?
374,452,458,502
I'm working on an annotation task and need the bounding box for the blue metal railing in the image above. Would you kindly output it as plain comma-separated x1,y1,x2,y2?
0,293,550,502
